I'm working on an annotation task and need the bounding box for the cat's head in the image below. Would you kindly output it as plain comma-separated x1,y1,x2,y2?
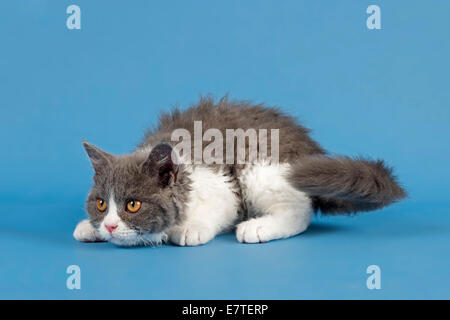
82,141,186,246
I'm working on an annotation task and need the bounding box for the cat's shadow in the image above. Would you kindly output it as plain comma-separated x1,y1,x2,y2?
303,222,349,236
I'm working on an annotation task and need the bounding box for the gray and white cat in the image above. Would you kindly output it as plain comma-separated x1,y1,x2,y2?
74,97,406,246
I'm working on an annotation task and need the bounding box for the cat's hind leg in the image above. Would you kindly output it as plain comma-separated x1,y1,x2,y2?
236,163,312,243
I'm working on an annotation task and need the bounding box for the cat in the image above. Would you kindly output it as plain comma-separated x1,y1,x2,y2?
73,97,406,246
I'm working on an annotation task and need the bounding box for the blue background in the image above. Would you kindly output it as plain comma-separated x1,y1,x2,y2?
0,0,449,299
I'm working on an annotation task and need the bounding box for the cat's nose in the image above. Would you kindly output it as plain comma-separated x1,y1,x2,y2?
105,224,118,234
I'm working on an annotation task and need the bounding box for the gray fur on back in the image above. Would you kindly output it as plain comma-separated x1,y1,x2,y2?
139,96,325,163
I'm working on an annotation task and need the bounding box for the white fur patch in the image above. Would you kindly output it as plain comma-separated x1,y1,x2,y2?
236,161,312,243
168,165,239,246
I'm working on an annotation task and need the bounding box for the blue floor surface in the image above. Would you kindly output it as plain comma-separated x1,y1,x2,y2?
1,200,448,299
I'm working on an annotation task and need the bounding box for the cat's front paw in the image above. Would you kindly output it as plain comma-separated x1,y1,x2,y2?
73,219,104,242
236,219,275,243
168,224,215,246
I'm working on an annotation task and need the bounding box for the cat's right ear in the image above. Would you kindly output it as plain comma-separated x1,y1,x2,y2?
142,143,179,187
82,140,114,173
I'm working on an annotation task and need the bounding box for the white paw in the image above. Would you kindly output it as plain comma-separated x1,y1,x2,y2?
236,218,278,243
168,224,215,246
73,219,103,242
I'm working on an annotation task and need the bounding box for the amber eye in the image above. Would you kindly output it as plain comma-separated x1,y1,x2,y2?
126,200,142,213
96,198,107,212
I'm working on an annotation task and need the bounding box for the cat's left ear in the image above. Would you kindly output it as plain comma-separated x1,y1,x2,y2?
142,143,179,187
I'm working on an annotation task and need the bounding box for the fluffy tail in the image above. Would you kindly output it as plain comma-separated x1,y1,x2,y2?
289,156,407,214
